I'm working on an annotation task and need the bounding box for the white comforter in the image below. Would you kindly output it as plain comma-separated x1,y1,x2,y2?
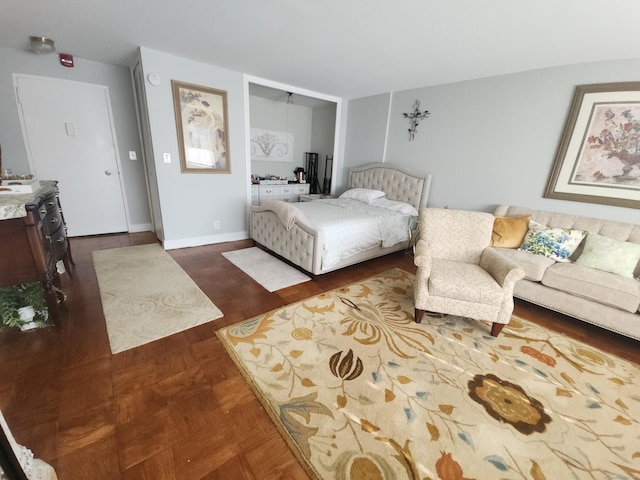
295,199,411,269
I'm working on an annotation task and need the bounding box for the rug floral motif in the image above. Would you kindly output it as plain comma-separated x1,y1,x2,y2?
217,269,640,480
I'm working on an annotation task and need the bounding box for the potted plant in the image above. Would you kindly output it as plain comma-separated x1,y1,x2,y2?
0,282,55,331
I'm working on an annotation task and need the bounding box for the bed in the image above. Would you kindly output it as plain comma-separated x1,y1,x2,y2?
250,162,432,275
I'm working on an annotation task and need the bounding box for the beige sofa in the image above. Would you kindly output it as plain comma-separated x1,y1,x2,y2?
491,205,640,341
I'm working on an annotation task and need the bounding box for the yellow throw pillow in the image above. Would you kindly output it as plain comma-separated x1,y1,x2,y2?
491,215,531,248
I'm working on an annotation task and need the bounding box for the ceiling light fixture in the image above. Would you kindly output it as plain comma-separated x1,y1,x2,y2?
287,92,294,105
29,36,55,54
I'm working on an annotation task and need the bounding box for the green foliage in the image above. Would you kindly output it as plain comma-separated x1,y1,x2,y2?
0,282,54,329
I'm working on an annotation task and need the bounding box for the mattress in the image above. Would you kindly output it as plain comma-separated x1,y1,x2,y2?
295,198,412,269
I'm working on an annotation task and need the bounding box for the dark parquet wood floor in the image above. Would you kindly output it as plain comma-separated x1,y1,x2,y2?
0,232,638,479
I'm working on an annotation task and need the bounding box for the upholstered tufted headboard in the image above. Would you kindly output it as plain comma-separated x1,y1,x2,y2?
349,162,432,211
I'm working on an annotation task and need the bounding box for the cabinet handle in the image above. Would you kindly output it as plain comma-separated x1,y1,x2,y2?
56,237,65,243
50,218,58,224
39,208,47,216
47,201,55,207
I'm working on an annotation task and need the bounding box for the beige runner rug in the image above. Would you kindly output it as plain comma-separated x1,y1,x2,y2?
217,269,640,480
93,243,223,354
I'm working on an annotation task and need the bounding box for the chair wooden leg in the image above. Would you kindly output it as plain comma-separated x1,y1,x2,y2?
490,322,505,337
415,308,426,323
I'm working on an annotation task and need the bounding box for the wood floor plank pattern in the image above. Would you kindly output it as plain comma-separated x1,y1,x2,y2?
0,232,638,479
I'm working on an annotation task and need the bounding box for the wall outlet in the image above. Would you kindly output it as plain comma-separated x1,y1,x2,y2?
129,151,137,160
213,220,221,230
163,153,171,163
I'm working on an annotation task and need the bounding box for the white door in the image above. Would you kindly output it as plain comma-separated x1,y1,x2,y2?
15,74,129,237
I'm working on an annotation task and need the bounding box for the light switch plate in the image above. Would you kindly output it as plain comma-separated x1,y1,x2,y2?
163,153,171,163
129,151,137,160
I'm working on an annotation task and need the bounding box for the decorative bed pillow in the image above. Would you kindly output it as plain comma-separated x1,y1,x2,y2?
518,220,586,262
339,188,386,204
491,214,531,248
574,233,640,279
369,197,418,216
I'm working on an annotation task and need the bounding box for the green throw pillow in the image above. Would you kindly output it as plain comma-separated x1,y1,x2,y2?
518,220,586,262
575,233,640,279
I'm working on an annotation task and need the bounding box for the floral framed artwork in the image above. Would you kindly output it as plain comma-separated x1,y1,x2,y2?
544,82,640,209
250,128,294,162
171,80,230,173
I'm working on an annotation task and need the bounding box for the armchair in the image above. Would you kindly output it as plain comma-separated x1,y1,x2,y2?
413,208,525,336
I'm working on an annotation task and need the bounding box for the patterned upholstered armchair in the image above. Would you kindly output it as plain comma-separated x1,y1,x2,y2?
413,208,525,337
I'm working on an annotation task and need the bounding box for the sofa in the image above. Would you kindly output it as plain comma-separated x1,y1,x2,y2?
490,205,640,341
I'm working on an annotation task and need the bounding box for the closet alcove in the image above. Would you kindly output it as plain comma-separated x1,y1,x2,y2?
247,81,338,195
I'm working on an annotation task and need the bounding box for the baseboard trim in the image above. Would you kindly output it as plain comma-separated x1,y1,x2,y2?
128,223,153,233
163,231,250,250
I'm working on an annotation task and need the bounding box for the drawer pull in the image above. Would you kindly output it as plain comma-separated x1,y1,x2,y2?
39,208,47,216
56,237,65,243
50,218,59,224
47,201,56,207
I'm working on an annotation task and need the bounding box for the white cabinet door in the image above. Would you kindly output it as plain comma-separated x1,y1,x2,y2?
293,184,310,201
260,186,282,203
254,184,309,204
281,186,293,202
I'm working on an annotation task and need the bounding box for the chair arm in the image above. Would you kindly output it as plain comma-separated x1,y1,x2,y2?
480,248,525,288
413,239,432,272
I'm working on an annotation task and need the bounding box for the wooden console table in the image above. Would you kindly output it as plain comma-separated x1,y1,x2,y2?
0,182,72,323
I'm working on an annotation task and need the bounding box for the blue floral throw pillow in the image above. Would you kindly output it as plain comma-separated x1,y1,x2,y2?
518,220,586,262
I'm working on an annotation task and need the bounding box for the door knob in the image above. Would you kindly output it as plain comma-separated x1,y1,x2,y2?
105,170,112,176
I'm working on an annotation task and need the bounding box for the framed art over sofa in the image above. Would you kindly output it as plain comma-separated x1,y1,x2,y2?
545,82,640,209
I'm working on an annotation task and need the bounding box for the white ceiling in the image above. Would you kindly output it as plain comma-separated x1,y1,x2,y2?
2,0,640,99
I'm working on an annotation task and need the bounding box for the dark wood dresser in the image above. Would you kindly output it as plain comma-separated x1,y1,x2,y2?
0,183,72,323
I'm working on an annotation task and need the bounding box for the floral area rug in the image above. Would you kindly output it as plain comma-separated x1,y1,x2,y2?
216,269,640,480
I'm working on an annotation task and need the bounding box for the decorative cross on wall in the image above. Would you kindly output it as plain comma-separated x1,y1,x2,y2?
403,100,430,141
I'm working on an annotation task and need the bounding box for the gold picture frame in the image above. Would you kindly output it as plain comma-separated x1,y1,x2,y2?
171,80,230,173
544,82,640,209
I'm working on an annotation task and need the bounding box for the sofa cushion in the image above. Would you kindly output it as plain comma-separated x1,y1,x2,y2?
574,232,640,279
491,247,556,282
541,263,640,313
519,220,586,262
491,215,531,248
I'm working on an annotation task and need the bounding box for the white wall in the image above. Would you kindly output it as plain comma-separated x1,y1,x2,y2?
0,47,150,228
343,93,390,169
345,59,640,223
138,47,249,248
249,96,311,179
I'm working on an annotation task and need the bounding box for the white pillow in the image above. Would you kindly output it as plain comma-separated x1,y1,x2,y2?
369,197,418,216
339,188,386,204
575,233,640,279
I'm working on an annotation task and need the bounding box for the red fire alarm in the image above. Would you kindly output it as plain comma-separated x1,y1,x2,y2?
59,53,74,68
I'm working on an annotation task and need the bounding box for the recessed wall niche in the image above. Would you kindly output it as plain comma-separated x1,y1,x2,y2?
248,83,337,189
